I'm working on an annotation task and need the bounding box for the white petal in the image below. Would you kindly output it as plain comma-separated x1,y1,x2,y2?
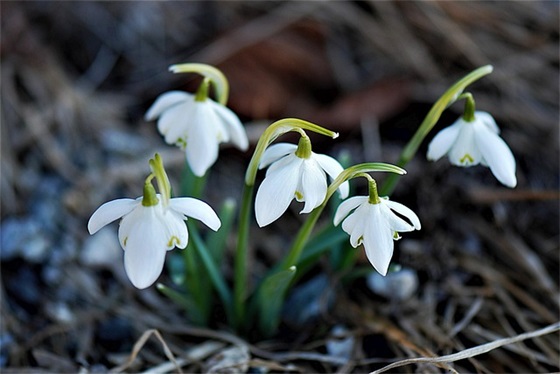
118,203,147,249
259,143,297,169
426,122,462,161
475,111,500,134
169,197,221,231
473,122,517,188
158,103,191,144
383,199,421,230
185,104,220,176
88,198,138,235
362,204,394,276
123,210,168,289
448,122,482,166
333,196,368,226
145,91,191,121
210,100,249,151
163,209,189,249
379,203,414,233
299,159,327,214
255,156,301,227
342,206,366,247
314,153,349,199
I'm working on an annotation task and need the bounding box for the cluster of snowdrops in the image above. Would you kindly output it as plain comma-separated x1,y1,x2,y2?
88,63,516,334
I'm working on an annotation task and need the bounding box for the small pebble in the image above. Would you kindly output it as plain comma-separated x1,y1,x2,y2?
367,267,418,300
326,325,354,359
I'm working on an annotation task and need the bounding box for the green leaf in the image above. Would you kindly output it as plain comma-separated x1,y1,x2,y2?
187,221,233,323
206,198,236,263
156,283,205,324
256,266,297,336
167,252,186,287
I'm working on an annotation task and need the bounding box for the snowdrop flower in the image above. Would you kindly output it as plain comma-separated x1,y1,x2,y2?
255,134,349,227
334,178,420,276
427,110,516,188
145,80,248,177
87,154,221,289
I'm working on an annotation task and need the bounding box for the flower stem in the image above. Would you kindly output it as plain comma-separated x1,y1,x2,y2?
169,63,230,105
281,204,325,270
233,182,254,330
379,65,493,196
280,163,405,270
245,118,338,186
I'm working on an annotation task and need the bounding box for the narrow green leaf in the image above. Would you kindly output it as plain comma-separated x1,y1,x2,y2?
156,283,205,324
206,198,236,263
256,266,297,335
187,221,233,322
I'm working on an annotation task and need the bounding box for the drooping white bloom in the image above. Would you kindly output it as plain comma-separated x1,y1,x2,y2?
88,195,221,289
255,142,349,227
427,111,517,188
334,196,420,276
145,91,249,177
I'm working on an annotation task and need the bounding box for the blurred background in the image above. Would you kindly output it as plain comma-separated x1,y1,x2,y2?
1,1,558,372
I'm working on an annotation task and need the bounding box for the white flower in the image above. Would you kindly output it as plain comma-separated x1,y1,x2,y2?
334,196,420,276
427,111,517,188
88,196,221,289
255,143,349,227
145,91,249,177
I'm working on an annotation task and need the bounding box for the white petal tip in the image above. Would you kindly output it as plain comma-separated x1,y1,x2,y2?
503,179,517,188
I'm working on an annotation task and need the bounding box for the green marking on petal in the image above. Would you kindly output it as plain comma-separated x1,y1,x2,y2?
393,232,401,240
460,153,474,164
123,237,128,247
357,236,363,245
176,138,187,149
295,191,304,201
167,235,180,247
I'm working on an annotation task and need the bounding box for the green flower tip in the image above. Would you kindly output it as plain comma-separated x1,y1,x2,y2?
295,134,312,159
195,78,211,102
462,93,476,122
367,178,381,205
142,179,159,207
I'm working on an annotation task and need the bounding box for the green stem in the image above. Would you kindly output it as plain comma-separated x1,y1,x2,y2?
280,163,405,270
280,204,325,270
233,183,254,329
169,63,230,105
245,118,338,186
379,65,493,196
